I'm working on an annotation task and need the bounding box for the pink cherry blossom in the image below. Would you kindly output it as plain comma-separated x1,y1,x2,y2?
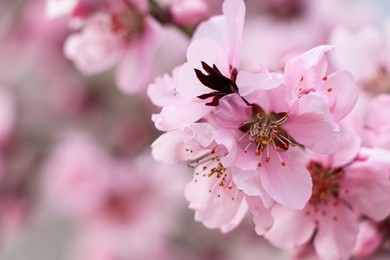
156,0,209,27
265,122,390,260
152,123,275,234
43,132,113,220
329,20,390,95
284,45,358,122
62,0,163,93
212,68,341,210
359,94,390,150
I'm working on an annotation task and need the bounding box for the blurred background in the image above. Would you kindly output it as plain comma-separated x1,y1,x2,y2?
0,0,389,259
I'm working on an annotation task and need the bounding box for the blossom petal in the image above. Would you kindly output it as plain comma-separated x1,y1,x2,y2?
260,147,312,210
116,17,163,93
222,0,245,68
176,39,230,99
185,169,248,233
331,121,362,167
265,205,315,249
231,168,274,208
283,94,339,154
151,99,211,131
236,71,290,114
246,196,273,236
314,201,359,260
285,45,333,91
323,71,358,122
215,94,251,129
341,165,390,221
151,129,210,164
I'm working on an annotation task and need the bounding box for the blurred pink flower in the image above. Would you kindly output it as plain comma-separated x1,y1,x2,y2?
170,0,208,27
284,45,358,122
0,85,16,149
43,133,113,220
360,94,390,150
265,122,390,260
60,0,163,93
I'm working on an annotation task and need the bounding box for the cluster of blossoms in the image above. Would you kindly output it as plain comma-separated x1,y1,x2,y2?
3,0,390,259
46,0,212,93
149,0,390,259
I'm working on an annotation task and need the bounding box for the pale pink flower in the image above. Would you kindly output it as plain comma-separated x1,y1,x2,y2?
284,45,358,122
63,0,163,93
156,0,209,27
329,25,386,83
43,132,112,220
211,67,343,210
151,0,356,220
329,21,390,94
265,123,390,260
152,123,274,234
360,94,390,150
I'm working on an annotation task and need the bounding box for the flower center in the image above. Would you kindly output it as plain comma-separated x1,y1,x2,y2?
239,107,294,167
188,152,240,200
308,161,344,205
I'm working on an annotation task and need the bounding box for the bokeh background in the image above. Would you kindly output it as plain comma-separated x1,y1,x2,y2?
0,0,390,259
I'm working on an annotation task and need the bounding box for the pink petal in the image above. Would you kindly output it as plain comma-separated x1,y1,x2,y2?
176,39,230,99
341,165,390,221
147,67,180,107
222,0,245,68
183,123,217,148
151,129,210,164
365,94,390,131
323,71,358,122
353,220,383,258
185,169,248,232
265,205,315,249
285,45,333,91
193,16,225,47
314,200,359,260
330,121,362,167
237,70,285,94
215,94,251,129
151,131,192,164
151,99,211,131
283,94,339,154
236,71,291,114
116,17,163,93
64,14,124,75
231,168,274,208
260,147,312,210
215,130,259,171
246,196,273,236
46,0,78,18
